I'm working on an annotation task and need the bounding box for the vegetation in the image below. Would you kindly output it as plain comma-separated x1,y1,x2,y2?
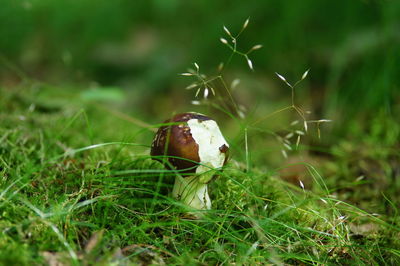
1,1,399,265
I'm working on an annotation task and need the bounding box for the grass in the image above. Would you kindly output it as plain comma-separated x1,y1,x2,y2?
1,82,399,265
1,14,399,264
1,1,399,264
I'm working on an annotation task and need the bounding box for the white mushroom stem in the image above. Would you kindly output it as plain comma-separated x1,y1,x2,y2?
169,117,228,210
172,175,211,210
172,118,228,210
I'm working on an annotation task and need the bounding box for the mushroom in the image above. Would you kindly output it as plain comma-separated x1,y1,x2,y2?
151,112,229,210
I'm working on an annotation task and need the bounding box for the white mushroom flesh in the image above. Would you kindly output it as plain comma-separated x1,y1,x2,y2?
187,119,229,174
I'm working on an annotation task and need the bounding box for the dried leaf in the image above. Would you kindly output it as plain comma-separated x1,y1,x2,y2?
42,252,68,266
85,230,104,253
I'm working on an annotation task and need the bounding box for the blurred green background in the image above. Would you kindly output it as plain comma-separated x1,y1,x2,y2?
1,1,400,263
2,0,399,122
1,0,399,171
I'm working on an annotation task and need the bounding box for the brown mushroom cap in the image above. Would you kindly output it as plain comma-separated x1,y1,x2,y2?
151,113,229,173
